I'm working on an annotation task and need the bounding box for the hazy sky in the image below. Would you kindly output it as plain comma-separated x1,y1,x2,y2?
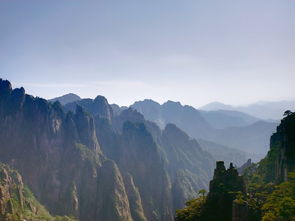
1,0,294,107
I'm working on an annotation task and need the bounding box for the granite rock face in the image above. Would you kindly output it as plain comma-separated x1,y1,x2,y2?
0,79,132,221
64,94,216,221
270,112,295,182
204,162,245,221
0,163,61,221
0,79,215,221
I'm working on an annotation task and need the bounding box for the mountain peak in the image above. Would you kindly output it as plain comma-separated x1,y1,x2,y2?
132,99,161,107
163,100,182,106
199,102,233,111
0,79,12,96
49,93,81,105
94,95,109,104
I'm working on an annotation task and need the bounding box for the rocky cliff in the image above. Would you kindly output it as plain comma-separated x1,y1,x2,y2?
175,161,245,221
270,111,295,183
205,162,245,221
0,79,215,221
66,97,215,221
0,79,133,221
175,111,295,221
0,163,74,221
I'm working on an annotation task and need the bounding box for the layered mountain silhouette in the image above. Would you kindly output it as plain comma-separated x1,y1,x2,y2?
51,95,277,160
131,99,277,158
0,79,215,221
200,100,295,120
49,93,81,105
199,109,260,129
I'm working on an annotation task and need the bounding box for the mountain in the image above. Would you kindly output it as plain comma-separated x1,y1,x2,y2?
0,79,215,221
49,93,81,105
207,121,277,156
0,163,74,221
200,100,295,120
198,101,233,111
0,79,132,221
131,99,212,137
66,98,215,219
199,109,260,129
175,111,295,221
197,139,248,166
131,99,277,158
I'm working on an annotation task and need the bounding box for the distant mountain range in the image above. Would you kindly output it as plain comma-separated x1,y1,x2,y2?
130,99,277,158
199,109,261,129
200,100,295,120
49,93,81,105
49,94,278,159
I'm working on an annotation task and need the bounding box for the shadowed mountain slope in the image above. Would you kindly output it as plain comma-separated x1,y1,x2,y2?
0,79,215,221
66,97,215,220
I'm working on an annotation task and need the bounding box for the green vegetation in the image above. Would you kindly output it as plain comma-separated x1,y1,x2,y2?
75,142,99,165
262,172,295,221
176,192,206,221
0,163,76,221
176,169,295,221
176,197,205,221
175,111,295,221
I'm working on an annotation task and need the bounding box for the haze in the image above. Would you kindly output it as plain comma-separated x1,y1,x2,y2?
1,0,294,107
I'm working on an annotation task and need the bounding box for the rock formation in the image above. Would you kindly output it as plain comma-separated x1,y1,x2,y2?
270,112,295,182
0,163,71,221
0,79,215,221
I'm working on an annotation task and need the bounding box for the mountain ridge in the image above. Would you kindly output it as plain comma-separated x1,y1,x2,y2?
0,79,215,221
131,99,277,158
200,100,295,120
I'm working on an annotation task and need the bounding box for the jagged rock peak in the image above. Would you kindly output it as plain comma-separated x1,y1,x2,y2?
213,161,226,179
0,79,12,96
94,95,109,104
11,87,25,98
133,99,161,106
210,161,244,193
237,159,252,175
0,79,25,100
93,95,113,119
163,100,182,107
216,161,226,171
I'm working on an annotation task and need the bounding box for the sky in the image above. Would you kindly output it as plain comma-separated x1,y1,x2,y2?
1,0,295,107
